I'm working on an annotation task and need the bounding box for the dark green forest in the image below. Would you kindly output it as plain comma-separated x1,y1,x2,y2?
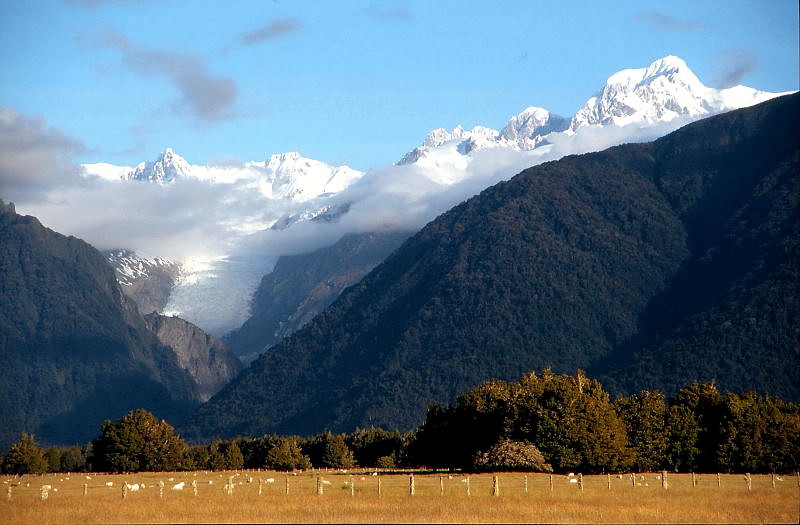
0,202,199,450
4,371,798,475
223,230,410,362
183,94,799,442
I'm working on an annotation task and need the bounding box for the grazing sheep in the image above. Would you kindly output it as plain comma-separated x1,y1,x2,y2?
172,482,185,490
569,479,578,484
322,480,332,485
41,484,52,490
126,483,140,491
106,482,114,487
265,478,275,483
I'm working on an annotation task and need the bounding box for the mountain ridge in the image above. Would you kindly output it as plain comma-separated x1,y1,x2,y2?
182,93,799,442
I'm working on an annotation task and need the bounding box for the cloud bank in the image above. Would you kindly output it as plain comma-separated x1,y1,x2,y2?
0,108,86,203
2,105,706,334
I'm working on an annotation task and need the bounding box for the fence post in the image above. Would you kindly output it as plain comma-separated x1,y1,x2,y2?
286,476,290,495
717,473,721,488
771,473,775,489
744,473,751,491
191,479,198,496
524,475,528,494
661,471,668,490
608,473,612,491
316,476,323,495
631,474,636,487
350,475,354,497
440,476,444,496
409,474,415,496
492,475,500,497
466,477,471,496
549,474,553,492
40,485,49,501
158,480,164,498
6,486,10,500
122,482,127,500
258,478,263,495
83,483,88,496
377,477,381,497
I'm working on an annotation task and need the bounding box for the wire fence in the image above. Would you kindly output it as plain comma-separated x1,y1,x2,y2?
4,470,799,502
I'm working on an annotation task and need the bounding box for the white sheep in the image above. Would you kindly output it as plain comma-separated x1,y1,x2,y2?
172,482,185,490
106,482,114,487
265,478,275,483
126,483,140,491
569,478,578,484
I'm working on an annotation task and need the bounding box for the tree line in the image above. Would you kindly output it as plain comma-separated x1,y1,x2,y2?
3,369,798,474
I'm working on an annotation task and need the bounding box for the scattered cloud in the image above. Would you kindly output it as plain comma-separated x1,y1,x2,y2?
710,48,758,88
0,108,85,204
363,7,413,21
631,10,710,32
240,18,300,46
66,0,150,6
101,32,238,122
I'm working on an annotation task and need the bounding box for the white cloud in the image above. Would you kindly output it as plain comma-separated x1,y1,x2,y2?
3,105,706,334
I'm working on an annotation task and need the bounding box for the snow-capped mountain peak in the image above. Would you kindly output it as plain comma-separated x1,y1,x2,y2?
126,147,192,183
261,152,363,201
566,55,776,131
399,55,790,165
499,107,569,149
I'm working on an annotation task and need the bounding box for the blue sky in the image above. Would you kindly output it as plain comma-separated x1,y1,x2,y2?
1,0,798,170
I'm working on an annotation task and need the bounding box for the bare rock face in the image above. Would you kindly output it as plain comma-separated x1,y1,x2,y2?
144,313,242,402
105,249,182,315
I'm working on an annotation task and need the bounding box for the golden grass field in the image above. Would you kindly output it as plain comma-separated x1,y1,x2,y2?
1,470,797,524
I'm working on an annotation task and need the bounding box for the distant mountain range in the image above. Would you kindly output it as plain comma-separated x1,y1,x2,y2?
395,55,784,174
80,56,789,343
181,93,799,442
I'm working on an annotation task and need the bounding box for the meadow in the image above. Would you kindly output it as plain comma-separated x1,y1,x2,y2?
1,470,797,524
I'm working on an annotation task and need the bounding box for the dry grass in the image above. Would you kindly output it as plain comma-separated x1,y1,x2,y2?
1,471,797,524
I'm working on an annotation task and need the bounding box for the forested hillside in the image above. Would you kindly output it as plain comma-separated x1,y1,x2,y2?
224,231,411,363
182,94,799,441
0,202,200,449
